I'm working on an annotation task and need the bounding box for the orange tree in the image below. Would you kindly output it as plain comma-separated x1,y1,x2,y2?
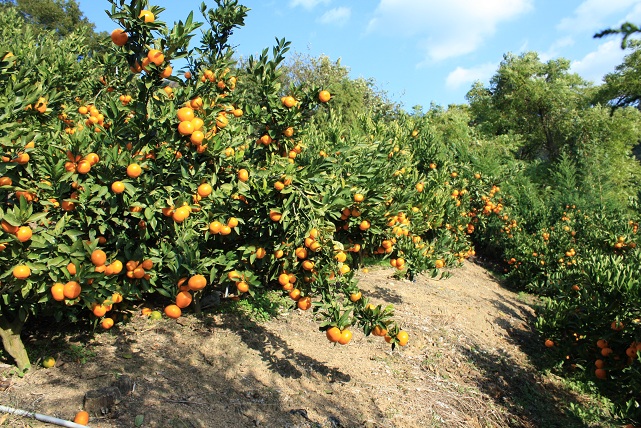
0,0,421,372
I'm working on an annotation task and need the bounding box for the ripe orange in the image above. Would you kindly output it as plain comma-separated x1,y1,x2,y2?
1,220,18,234
172,206,190,223
326,327,342,342
178,120,194,136
165,304,182,319
269,210,282,222
141,259,153,270
160,65,172,79
297,296,312,310
318,90,331,103
289,288,301,301
255,247,266,259
63,281,81,299
236,281,249,293
66,262,77,275
282,96,296,108
372,325,387,337
50,283,65,301
126,163,142,178
197,183,213,197
397,331,409,346
91,249,107,266
75,159,91,174
111,292,123,303
13,265,30,279
101,318,114,329
227,217,239,228
188,274,207,291
175,291,193,308
594,368,607,380
544,339,554,348
434,259,445,269
0,176,12,186
15,226,32,242
349,292,362,302
359,220,371,231
110,28,128,46
73,411,89,425
147,49,165,66
139,10,155,22
209,221,223,234
353,193,364,202
92,303,108,317
337,329,352,345
111,181,125,194
238,169,249,182
220,225,232,235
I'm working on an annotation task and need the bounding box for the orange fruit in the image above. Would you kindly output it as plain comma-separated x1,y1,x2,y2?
141,259,153,270
139,10,155,22
318,90,331,103
236,281,249,293
177,107,195,122
188,274,207,291
1,220,18,234
349,292,362,302
255,247,266,259
326,327,342,342
595,368,607,380
269,210,282,222
178,120,194,136
544,339,554,348
282,96,296,108
160,65,172,79
50,283,65,301
227,217,239,228
111,28,128,46
63,281,81,299
42,356,56,368
209,221,223,234
337,329,352,345
111,292,123,303
73,411,89,425
238,169,249,182
353,193,364,202
175,291,193,308
220,225,232,235
92,303,108,317
397,331,409,346
91,249,107,266
126,163,142,178
147,49,164,66
172,206,190,223
66,262,77,275
434,259,445,269
101,318,114,329
111,181,125,194
165,304,182,319
297,296,312,310
0,176,12,186
372,325,387,337
197,183,212,197
15,226,32,242
12,265,30,279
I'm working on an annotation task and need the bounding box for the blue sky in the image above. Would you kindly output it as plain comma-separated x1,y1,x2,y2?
79,0,641,110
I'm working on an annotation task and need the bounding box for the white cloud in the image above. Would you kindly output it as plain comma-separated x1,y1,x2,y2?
318,7,351,26
367,0,533,62
539,36,576,62
290,0,331,9
557,0,641,34
446,62,498,90
570,40,627,83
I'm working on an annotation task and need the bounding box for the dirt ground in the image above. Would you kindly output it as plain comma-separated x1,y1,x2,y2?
1,261,608,428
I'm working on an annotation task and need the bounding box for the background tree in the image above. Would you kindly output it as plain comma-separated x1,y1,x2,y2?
0,0,108,50
466,52,592,160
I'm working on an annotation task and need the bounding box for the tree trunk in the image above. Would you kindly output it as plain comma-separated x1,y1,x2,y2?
0,315,30,373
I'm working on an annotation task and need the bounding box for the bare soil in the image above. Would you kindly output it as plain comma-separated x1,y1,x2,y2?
1,261,608,427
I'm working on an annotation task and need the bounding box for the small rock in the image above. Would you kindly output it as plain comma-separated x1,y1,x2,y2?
84,386,122,416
